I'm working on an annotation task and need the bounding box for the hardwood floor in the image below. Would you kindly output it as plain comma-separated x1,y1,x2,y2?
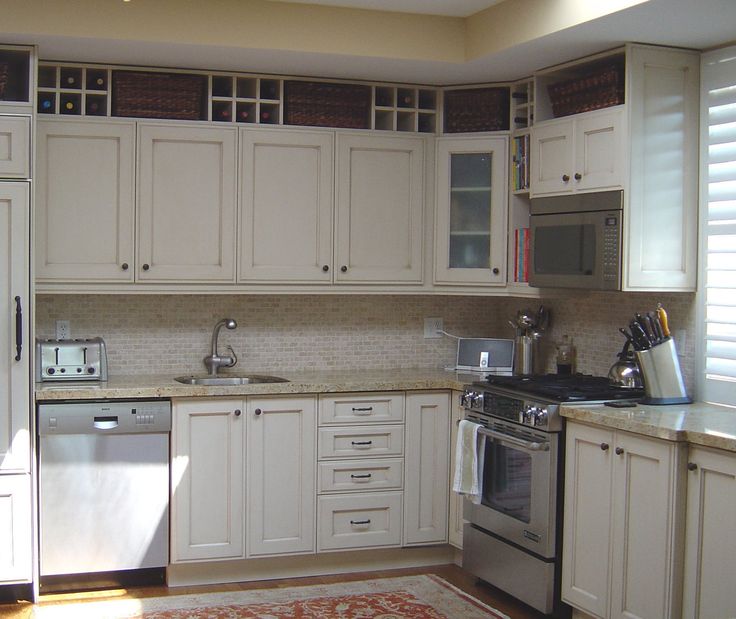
0,564,549,618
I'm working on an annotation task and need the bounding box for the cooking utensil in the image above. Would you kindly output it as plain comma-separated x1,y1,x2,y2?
629,320,651,351
657,303,671,338
648,311,664,343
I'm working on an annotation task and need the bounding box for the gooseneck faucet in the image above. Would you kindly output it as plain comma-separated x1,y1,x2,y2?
203,318,238,376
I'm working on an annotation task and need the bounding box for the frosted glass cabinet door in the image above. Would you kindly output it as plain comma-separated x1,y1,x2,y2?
434,137,507,285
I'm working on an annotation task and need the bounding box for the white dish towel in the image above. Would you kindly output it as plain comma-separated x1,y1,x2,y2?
452,419,486,505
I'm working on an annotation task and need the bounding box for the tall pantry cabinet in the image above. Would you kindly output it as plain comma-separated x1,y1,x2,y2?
0,45,34,586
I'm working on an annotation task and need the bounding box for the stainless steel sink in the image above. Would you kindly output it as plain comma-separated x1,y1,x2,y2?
174,374,289,386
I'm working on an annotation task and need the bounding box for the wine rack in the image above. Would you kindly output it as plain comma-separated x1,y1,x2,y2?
373,86,437,133
210,75,281,124
37,64,109,116
510,78,534,131
0,45,33,105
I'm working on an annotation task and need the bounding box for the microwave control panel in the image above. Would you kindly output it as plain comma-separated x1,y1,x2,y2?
602,213,621,284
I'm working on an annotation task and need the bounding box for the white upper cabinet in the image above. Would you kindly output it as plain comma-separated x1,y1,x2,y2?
531,108,624,196
137,124,237,282
434,136,508,285
239,128,333,283
335,133,424,284
0,116,30,178
36,119,136,282
625,45,699,291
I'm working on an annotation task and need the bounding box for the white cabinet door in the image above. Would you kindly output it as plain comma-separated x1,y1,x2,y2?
335,133,424,283
561,422,614,617
0,474,31,584
239,129,333,283
531,118,574,196
574,109,625,192
138,124,237,282
531,109,623,197
403,392,449,545
170,399,244,562
246,396,316,557
448,391,464,549
609,431,683,619
683,446,736,619
0,116,30,178
625,46,699,291
0,183,29,474
36,120,135,281
434,136,508,285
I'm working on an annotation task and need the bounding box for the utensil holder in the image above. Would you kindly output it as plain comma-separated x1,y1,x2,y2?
514,335,537,376
635,338,692,405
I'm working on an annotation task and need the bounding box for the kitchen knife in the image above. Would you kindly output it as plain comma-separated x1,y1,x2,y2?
635,313,655,345
647,311,663,344
657,303,671,338
619,326,634,344
629,320,651,350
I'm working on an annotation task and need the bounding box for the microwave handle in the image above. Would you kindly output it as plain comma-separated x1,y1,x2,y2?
477,426,549,452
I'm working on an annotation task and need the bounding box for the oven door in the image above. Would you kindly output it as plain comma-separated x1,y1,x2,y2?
464,419,558,558
529,208,622,291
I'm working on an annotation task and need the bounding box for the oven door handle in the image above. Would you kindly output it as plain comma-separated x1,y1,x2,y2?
477,426,550,452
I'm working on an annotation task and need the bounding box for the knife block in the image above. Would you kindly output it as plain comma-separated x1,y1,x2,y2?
635,338,692,405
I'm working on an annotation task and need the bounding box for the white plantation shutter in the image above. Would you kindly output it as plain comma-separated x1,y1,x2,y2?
702,47,736,406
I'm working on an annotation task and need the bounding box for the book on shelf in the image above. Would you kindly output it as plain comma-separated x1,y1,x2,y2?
514,227,530,282
511,134,530,191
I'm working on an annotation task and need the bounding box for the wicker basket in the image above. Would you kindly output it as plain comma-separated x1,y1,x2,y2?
284,81,371,129
112,71,207,120
547,62,624,118
443,87,510,133
0,62,8,99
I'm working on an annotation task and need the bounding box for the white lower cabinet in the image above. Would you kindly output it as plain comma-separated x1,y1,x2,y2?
171,396,316,562
448,391,465,549
561,421,685,619
171,399,245,562
246,396,316,556
403,392,450,545
0,474,32,584
683,446,736,619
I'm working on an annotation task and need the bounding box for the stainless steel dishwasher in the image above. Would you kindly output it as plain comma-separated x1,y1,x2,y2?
38,400,171,580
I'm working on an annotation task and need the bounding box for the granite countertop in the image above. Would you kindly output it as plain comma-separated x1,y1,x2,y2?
34,368,478,401
561,401,736,453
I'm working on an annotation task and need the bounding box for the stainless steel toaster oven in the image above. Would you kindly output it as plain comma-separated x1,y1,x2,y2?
35,337,108,382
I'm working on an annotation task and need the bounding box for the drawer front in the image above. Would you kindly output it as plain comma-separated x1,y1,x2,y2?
319,393,404,425
318,458,404,493
318,492,403,551
318,425,404,459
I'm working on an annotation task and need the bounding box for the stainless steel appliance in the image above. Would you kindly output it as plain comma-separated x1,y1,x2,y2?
35,337,108,382
38,399,171,585
460,374,643,616
529,190,623,290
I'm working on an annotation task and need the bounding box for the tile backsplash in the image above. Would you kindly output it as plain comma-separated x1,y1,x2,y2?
36,291,697,393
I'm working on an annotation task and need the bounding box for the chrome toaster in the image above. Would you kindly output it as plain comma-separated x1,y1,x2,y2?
35,337,108,382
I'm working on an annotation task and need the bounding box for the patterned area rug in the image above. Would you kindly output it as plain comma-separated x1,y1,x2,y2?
32,575,509,619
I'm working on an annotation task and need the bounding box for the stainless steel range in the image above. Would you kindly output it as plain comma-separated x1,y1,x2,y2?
460,374,642,617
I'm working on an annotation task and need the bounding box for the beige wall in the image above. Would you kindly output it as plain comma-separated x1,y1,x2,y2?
36,291,697,394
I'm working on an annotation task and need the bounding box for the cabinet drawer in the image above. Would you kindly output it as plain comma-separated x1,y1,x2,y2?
318,458,404,493
319,393,404,425
318,425,404,459
318,492,402,551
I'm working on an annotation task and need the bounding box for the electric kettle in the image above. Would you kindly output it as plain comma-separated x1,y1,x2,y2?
608,340,644,389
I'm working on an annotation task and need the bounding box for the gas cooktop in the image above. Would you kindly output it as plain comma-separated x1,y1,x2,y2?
479,373,644,403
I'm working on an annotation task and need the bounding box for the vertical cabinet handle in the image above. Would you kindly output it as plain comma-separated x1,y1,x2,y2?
14,296,22,361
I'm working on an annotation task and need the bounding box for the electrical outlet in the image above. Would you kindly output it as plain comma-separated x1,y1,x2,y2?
424,317,443,339
56,320,71,340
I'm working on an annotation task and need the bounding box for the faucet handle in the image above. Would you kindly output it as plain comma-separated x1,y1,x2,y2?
225,345,238,368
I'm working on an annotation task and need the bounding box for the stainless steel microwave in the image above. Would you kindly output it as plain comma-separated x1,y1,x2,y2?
529,190,623,290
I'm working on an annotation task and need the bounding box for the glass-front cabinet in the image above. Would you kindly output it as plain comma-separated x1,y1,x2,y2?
434,136,508,285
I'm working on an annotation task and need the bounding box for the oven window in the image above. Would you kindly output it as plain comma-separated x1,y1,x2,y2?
534,223,596,275
482,440,532,523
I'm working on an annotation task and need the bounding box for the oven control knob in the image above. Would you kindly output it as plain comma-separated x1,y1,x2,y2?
471,393,484,409
533,408,548,427
461,391,475,408
460,392,470,407
521,406,534,425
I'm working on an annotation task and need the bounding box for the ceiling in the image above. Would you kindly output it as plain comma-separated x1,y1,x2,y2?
265,0,504,17
6,0,736,85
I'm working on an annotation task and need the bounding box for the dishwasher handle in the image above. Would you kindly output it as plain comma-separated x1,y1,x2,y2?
93,416,119,430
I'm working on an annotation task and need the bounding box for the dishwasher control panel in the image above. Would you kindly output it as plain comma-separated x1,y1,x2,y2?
38,400,171,435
